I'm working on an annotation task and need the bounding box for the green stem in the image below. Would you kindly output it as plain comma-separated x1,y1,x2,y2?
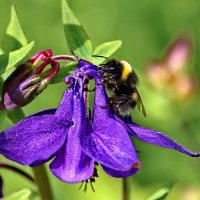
122,178,130,200
7,108,54,200
32,166,54,200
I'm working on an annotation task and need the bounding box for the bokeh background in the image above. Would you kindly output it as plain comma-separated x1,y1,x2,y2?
0,0,200,199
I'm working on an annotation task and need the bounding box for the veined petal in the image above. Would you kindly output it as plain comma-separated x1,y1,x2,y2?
50,140,94,183
28,87,74,119
55,88,74,120
0,88,75,166
102,163,140,178
81,78,138,171
0,114,70,166
127,122,199,157
50,93,94,183
81,126,138,171
92,75,112,119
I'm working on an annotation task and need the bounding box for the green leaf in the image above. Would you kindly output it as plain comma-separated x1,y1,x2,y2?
4,189,31,200
62,0,93,59
146,187,171,200
0,110,7,131
7,108,26,123
51,62,76,84
93,40,122,65
0,5,27,55
0,41,35,79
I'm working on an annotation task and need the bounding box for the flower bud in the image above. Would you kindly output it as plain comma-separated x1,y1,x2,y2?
0,50,60,110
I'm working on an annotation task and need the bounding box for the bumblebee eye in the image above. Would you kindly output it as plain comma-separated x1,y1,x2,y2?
108,66,116,71
99,64,116,72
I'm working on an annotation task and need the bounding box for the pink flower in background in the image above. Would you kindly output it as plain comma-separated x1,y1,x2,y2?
146,37,196,101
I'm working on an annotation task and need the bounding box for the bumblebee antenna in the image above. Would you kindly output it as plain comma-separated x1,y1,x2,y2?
92,55,109,60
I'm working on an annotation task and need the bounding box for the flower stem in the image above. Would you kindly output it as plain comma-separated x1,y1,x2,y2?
122,178,130,200
52,55,77,62
32,166,54,200
7,108,54,200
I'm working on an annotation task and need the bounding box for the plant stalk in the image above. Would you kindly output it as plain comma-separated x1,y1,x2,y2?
32,166,54,200
122,178,130,200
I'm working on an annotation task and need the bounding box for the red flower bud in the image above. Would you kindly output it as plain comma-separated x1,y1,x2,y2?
0,50,60,110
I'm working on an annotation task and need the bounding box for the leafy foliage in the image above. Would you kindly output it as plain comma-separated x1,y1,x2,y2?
4,189,31,200
0,6,27,55
0,41,34,78
147,187,171,200
93,40,122,65
62,0,93,60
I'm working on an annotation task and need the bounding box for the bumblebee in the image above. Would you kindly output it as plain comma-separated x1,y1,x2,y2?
99,59,146,117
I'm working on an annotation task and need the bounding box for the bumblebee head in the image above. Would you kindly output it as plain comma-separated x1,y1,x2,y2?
100,59,122,73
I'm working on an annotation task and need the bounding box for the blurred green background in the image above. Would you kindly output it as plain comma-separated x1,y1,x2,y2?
0,0,200,199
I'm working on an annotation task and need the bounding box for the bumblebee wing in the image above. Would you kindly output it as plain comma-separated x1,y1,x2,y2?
135,88,146,117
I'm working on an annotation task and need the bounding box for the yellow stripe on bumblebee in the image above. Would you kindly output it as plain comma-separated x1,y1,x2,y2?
120,60,133,80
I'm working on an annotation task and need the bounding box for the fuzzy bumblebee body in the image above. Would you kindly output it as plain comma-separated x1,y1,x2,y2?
100,59,146,117
101,59,138,92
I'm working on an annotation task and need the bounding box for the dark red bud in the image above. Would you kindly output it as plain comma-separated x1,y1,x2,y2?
0,50,59,110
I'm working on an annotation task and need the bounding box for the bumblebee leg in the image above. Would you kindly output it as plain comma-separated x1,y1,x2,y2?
102,76,117,82
99,104,110,109
99,97,115,109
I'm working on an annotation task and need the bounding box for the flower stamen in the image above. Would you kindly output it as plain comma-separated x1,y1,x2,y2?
79,163,99,192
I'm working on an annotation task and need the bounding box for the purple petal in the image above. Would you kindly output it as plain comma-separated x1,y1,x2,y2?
81,79,139,171
127,122,199,157
0,115,70,165
28,88,74,119
55,88,74,120
102,162,140,178
92,75,112,119
50,94,94,183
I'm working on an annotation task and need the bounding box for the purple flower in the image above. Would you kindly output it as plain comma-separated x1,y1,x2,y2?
0,60,139,183
0,60,198,184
